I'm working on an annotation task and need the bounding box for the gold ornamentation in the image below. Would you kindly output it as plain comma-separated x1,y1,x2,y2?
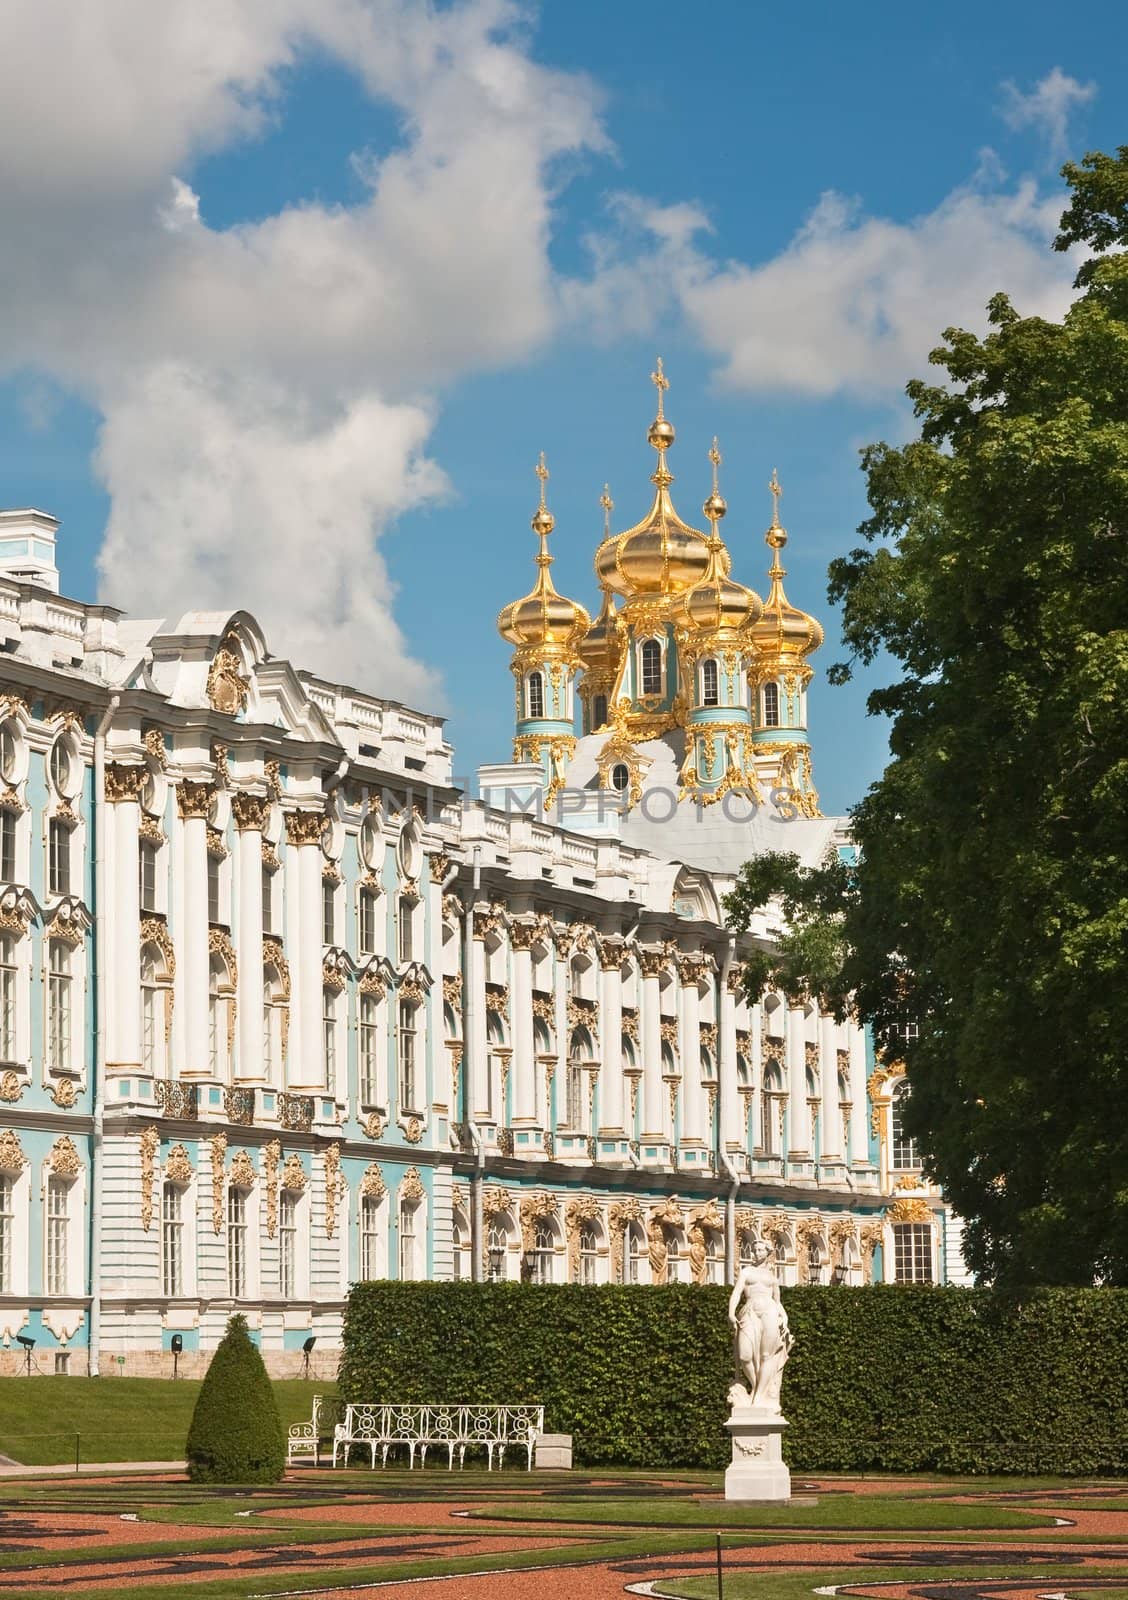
0,1128,27,1173
284,810,324,848
361,1162,386,1198
482,1184,512,1220
142,728,167,767
0,785,26,815
859,1220,883,1283
400,1166,425,1203
324,1143,343,1237
138,814,166,846
442,974,463,1007
659,1018,679,1047
403,1116,424,1144
359,965,387,999
262,938,290,997
638,946,669,980
398,974,426,1005
264,759,282,801
262,1140,281,1236
229,1148,256,1189
50,1076,78,1107
262,842,281,871
165,1144,193,1185
519,1189,559,1254
531,993,555,1027
565,1195,602,1278
485,983,510,1015
322,953,347,993
104,764,147,804
699,1022,718,1052
509,920,540,953
607,1197,643,1279
139,1125,160,1231
211,741,230,784
206,638,250,716
886,1197,933,1225
621,1007,639,1044
0,1071,23,1103
209,1134,227,1231
364,1111,386,1140
176,781,214,821
567,996,598,1039
47,1135,81,1177
208,928,238,987
281,1152,307,1193
232,792,269,832
473,903,506,941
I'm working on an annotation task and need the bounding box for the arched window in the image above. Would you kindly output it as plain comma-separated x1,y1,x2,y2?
807,1234,825,1285
761,1063,783,1155
527,671,544,719
566,1031,591,1130
702,658,719,707
611,763,630,794
0,933,15,1062
705,1228,724,1284
263,967,286,1085
529,1221,554,1284
577,1222,599,1285
624,1220,646,1284
739,1232,758,1267
640,638,662,696
46,939,72,1073
487,1218,508,1282
890,1083,919,1169
666,1232,684,1284
763,681,780,727
209,955,234,1078
592,694,608,729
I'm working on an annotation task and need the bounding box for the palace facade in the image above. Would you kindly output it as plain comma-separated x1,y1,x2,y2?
0,372,966,1379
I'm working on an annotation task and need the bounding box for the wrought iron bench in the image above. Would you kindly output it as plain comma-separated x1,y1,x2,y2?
286,1393,344,1466
331,1402,544,1470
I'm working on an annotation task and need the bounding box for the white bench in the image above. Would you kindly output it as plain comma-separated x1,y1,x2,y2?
286,1394,343,1466
331,1403,544,1470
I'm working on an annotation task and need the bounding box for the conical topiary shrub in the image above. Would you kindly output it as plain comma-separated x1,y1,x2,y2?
186,1313,285,1484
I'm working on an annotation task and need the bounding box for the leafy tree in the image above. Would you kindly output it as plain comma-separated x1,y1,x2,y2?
185,1313,285,1484
728,147,1128,1287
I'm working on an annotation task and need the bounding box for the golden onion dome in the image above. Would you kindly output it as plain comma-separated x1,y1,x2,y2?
497,454,591,653
682,441,762,636
579,583,620,673
594,358,719,599
748,471,824,662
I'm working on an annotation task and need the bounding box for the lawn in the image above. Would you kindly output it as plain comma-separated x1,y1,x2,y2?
475,1491,1059,1531
0,1377,329,1465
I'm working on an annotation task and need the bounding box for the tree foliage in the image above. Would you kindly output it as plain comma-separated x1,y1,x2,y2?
185,1313,285,1484
341,1281,1128,1474
728,149,1128,1287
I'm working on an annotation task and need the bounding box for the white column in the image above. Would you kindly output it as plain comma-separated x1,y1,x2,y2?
819,1013,843,1163
109,769,143,1069
286,811,325,1092
234,796,266,1083
511,929,536,1123
848,1020,871,1168
469,916,489,1117
678,959,705,1144
598,946,624,1133
748,1000,763,1152
786,1004,808,1157
719,970,741,1152
639,953,665,1140
178,783,212,1078
552,945,568,1129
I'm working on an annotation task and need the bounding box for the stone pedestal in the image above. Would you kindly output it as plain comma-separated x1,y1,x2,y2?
534,1433,573,1469
724,1403,791,1501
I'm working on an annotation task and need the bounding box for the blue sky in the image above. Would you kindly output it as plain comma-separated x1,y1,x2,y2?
0,1,1123,815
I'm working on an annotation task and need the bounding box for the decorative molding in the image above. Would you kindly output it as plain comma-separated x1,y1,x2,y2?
205,825,229,860
208,927,238,987
886,1197,934,1225
442,974,463,1008
284,810,324,848
519,1189,559,1253
209,1133,227,1232
324,1143,343,1237
206,638,250,716
50,1076,78,1108
0,1128,27,1173
659,1017,679,1047
104,763,147,804
0,1070,23,1103
360,1161,386,1198
0,887,34,936
260,1139,279,1238
565,1195,602,1278
176,780,214,822
47,1135,81,1177
139,1125,160,1231
638,946,669,980
322,951,348,993
400,1166,425,1203
482,1184,512,1221
210,741,229,784
607,1196,642,1280
403,1115,424,1144
699,1022,718,1052
484,982,510,1016
281,1152,307,1193
472,903,506,941
229,1148,257,1190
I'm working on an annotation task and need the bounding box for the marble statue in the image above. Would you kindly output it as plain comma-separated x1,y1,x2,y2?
727,1240,793,1413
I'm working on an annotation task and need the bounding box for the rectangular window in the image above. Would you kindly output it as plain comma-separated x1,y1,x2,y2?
359,993,379,1103
0,1174,13,1294
47,941,71,1072
227,1187,247,1297
763,681,780,727
138,842,158,913
207,854,221,924
162,1183,183,1298
261,866,273,935
565,1063,584,1128
323,989,337,1077
48,819,70,898
893,1222,933,1284
141,983,158,1075
360,1195,381,1280
398,1002,416,1111
398,1201,416,1280
46,1177,69,1295
358,890,377,955
0,936,16,1061
208,991,222,1077
279,1191,296,1297
0,811,15,884
398,898,414,963
322,879,335,946
702,658,720,707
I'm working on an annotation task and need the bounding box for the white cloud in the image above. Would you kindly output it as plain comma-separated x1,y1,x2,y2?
572,170,1077,400
0,0,606,703
999,67,1097,160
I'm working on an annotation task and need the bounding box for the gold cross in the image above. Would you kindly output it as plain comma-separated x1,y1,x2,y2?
650,356,669,417
769,467,782,526
709,436,722,494
535,451,549,506
599,483,613,537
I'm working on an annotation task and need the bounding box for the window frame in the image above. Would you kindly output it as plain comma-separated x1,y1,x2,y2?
701,657,720,707
639,637,663,697
762,680,781,727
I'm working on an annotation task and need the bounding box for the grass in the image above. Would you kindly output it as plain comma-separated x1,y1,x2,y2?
657,1569,1128,1600
474,1492,1059,1531
0,1377,331,1465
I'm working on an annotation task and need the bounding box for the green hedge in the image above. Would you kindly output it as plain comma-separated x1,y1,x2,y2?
340,1282,1128,1474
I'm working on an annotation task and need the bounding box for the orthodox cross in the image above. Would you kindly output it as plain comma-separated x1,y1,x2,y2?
650,356,669,418
600,483,613,538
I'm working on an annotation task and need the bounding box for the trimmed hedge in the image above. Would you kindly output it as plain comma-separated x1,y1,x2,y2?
186,1313,286,1484
340,1282,1128,1475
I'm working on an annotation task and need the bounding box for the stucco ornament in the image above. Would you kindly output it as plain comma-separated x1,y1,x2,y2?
728,1240,793,1412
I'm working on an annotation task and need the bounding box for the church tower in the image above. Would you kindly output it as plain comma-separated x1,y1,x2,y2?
497,455,591,806
747,472,823,817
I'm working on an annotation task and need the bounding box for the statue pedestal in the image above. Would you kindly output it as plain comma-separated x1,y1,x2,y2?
724,1404,791,1501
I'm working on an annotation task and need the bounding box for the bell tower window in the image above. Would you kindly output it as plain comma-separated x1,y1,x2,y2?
527,672,544,719
763,681,780,727
640,639,662,696
592,694,608,730
702,659,719,707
